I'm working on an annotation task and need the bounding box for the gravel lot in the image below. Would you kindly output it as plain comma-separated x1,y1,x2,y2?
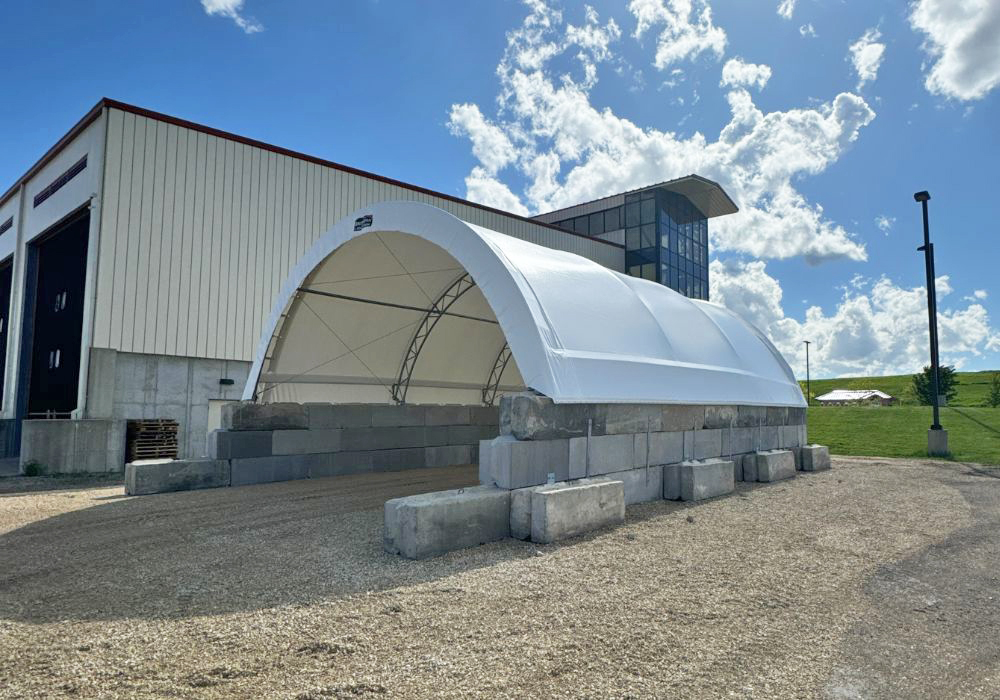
1,457,998,699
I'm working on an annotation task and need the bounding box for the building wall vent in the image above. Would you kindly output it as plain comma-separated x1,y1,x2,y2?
126,419,179,462
33,155,88,208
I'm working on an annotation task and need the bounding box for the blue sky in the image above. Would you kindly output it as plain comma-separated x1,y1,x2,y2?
2,0,998,378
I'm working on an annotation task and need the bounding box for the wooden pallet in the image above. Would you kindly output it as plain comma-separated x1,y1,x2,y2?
126,419,179,462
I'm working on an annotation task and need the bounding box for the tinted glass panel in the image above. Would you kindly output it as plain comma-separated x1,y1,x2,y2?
640,198,656,224
589,212,604,236
625,202,641,228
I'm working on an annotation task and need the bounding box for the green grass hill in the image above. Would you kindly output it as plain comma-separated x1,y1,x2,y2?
799,370,1000,407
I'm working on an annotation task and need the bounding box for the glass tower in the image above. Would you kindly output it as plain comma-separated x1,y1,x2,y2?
550,188,709,301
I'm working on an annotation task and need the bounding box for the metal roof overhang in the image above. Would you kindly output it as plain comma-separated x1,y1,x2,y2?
652,174,739,219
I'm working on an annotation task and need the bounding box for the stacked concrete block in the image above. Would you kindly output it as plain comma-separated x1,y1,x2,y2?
384,485,511,559
483,437,570,489
125,459,230,496
606,466,664,505
797,444,831,472
21,419,127,475
222,402,308,431
755,449,797,482
530,478,625,544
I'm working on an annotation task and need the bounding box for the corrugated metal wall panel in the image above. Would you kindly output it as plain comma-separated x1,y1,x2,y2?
94,108,624,361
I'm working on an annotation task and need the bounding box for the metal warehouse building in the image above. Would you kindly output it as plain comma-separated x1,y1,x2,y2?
0,98,736,473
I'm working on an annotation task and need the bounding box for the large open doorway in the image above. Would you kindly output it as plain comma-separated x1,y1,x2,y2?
21,210,90,419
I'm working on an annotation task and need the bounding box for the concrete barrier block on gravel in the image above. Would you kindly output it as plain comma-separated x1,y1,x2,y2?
384,485,511,559
678,459,735,501
798,445,832,472
530,478,625,544
125,459,230,496
756,449,797,482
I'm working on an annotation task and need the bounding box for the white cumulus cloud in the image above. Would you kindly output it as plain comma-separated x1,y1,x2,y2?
799,23,817,38
910,0,1000,101
777,0,796,20
720,58,772,89
710,259,999,377
200,0,262,33
629,0,727,70
849,28,885,90
875,215,895,234
448,0,874,264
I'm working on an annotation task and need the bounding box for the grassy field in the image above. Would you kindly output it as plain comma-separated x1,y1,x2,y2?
807,404,1000,466
799,370,1000,407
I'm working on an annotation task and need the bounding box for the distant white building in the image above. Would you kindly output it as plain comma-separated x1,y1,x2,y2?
814,389,896,406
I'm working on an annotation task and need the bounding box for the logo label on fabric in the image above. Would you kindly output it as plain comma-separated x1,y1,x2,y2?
354,214,373,231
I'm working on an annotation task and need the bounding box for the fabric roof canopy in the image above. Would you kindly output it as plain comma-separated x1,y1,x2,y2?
244,201,805,407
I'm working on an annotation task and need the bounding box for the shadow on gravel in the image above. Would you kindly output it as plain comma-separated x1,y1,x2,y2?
826,465,1000,699
0,466,548,624
0,475,124,497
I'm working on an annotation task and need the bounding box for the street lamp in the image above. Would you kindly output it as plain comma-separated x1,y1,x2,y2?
803,340,811,406
914,190,948,456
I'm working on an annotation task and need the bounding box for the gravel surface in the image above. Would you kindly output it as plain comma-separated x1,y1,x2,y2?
0,457,997,699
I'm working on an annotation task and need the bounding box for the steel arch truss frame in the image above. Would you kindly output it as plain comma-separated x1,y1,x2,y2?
481,343,511,406
391,273,478,404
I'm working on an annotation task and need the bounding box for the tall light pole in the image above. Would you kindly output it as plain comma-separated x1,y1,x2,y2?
914,190,948,456
803,340,811,406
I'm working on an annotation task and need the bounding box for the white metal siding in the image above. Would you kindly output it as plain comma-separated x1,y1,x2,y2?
95,108,624,362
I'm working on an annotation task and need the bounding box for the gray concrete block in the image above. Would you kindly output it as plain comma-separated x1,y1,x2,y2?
340,426,426,452
425,444,473,467
230,455,311,486
648,431,684,466
605,404,662,434
370,447,426,472
660,405,705,432
737,405,766,428
479,435,516,485
680,459,735,502
704,405,738,429
424,405,471,426
208,430,273,459
305,403,373,430
510,483,558,540
798,444,831,471
126,459,230,496
308,451,374,479
663,463,681,500
371,404,425,427
756,450,796,482
500,392,600,440
606,466,664,505
722,426,756,457
223,402,308,431
568,436,588,479
787,406,807,425
491,439,570,489
530,478,625,544
384,485,511,559
766,406,788,426
732,455,745,482
423,425,450,447
778,424,803,449
446,425,484,446
757,425,779,451
740,453,758,483
470,405,501,426
928,428,950,457
584,433,636,476
685,428,722,460
271,428,342,455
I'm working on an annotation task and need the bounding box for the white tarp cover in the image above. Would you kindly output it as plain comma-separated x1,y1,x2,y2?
244,201,805,407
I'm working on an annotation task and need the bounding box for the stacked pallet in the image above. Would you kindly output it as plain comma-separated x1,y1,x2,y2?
126,419,179,462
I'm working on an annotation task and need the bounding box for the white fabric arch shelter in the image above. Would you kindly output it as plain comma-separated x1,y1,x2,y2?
244,201,805,407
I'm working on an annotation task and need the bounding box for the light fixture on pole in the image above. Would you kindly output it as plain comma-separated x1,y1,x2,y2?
803,340,811,406
914,190,948,456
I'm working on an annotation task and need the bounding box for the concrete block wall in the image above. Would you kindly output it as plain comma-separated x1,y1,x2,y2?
21,419,126,474
482,392,807,492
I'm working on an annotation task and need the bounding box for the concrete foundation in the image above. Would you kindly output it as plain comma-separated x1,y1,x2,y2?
756,450,797,482
798,445,831,471
928,428,950,457
530,478,625,544
384,485,511,559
